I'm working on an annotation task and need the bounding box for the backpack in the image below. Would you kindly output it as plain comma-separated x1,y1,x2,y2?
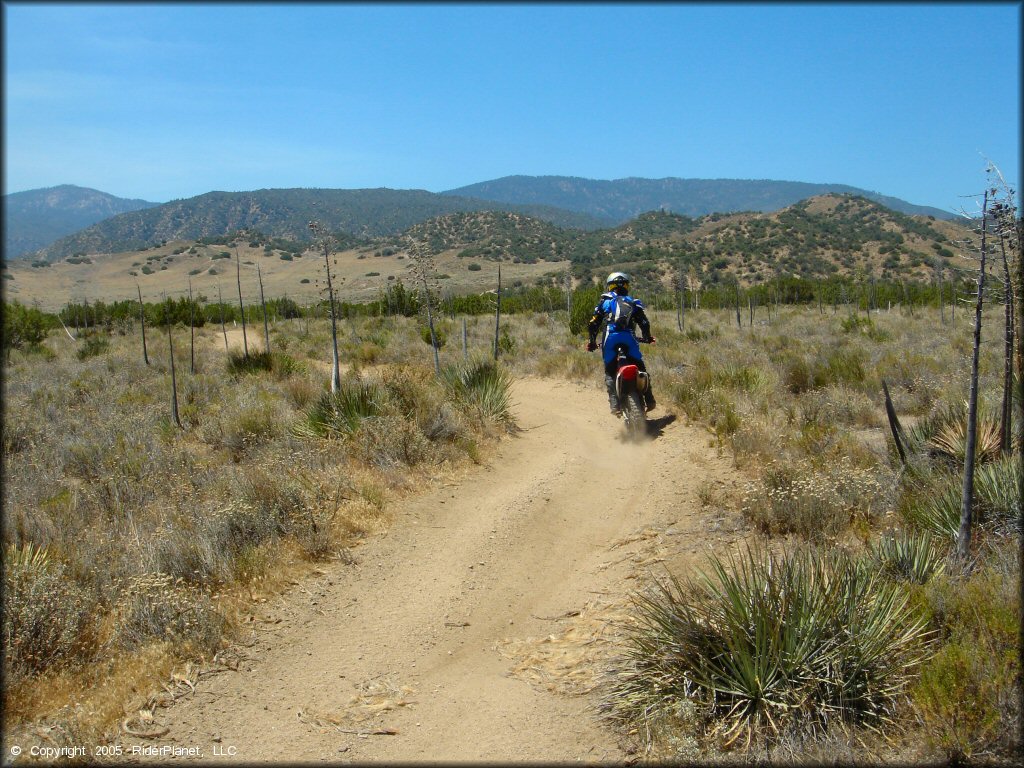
609,295,635,331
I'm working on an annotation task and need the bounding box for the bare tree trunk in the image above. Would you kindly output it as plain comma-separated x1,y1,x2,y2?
258,262,271,354
958,191,990,560
734,285,742,328
234,247,248,359
137,284,149,365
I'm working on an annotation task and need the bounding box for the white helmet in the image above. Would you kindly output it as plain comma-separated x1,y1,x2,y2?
605,271,630,293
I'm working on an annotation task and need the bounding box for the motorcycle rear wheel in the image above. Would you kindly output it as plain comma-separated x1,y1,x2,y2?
623,390,646,440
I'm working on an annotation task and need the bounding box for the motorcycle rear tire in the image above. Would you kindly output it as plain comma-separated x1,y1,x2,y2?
623,390,646,439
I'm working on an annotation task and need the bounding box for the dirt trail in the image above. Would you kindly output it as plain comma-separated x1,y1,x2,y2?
124,376,743,763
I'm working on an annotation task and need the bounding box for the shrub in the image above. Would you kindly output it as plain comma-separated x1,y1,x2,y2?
3,543,94,680
912,547,1021,759
442,360,515,430
2,302,50,352
420,323,447,348
741,457,886,541
867,529,948,585
296,381,384,438
900,455,1021,539
468,263,482,271
226,349,274,375
112,572,224,653
605,544,932,749
76,333,110,360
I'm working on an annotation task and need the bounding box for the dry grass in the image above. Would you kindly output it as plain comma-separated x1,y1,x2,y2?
1,314,520,746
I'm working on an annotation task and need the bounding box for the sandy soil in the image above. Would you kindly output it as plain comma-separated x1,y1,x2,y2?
118,376,745,764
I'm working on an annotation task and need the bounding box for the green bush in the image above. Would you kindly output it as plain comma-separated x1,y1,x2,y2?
442,360,515,430
900,455,1021,540
76,333,110,360
226,349,274,375
911,548,1020,759
296,381,384,438
2,302,51,353
605,544,932,749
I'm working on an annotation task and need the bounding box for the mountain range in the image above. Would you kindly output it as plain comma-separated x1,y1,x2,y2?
3,185,159,259
444,176,954,223
3,176,956,263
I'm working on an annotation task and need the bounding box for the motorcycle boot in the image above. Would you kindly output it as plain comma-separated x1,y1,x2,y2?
644,384,656,412
605,375,622,416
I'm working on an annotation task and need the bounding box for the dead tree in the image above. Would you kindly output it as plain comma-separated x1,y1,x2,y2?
309,220,342,392
958,189,991,560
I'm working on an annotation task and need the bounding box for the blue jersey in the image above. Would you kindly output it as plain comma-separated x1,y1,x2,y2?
587,292,651,365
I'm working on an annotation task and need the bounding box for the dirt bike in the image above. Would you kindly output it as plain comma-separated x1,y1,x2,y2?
612,340,652,440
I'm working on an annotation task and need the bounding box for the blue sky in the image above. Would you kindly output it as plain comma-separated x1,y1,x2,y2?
3,2,1020,213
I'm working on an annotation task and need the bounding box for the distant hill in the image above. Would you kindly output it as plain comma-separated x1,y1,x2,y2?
391,194,970,289
442,175,956,224
3,184,160,259
31,188,607,262
4,193,974,310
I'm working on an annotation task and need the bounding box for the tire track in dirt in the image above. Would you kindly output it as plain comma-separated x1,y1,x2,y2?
123,376,743,763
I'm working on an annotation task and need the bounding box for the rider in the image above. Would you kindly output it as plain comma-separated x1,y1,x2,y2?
585,271,656,416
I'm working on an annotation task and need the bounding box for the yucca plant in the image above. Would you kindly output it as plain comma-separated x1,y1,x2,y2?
604,544,932,750
901,455,1021,539
868,529,949,585
227,348,273,375
441,359,515,429
294,380,383,438
907,401,1002,466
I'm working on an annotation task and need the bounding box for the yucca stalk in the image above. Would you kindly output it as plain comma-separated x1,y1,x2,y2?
137,283,148,364
165,297,182,429
258,261,271,354
309,220,341,392
217,282,228,352
188,278,195,375
959,188,990,559
494,263,502,361
234,245,249,359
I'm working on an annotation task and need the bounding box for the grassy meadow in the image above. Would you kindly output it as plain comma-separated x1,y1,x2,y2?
2,295,1021,761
